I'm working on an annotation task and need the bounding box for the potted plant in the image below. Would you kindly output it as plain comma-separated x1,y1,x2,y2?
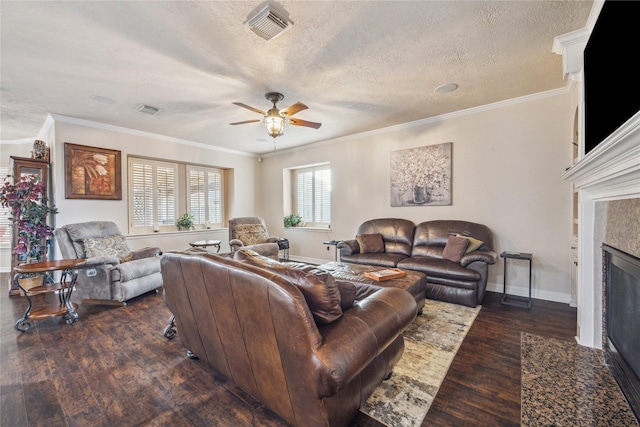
283,213,303,228
0,174,58,263
176,213,194,231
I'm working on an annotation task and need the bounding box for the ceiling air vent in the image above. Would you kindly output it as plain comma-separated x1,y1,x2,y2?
245,5,292,41
134,104,160,115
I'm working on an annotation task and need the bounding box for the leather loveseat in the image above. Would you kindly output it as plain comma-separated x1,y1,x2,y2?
161,249,416,427
338,218,498,307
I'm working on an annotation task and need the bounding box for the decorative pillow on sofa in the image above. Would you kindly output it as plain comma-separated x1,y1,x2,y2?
456,234,483,253
235,224,268,245
234,249,342,324
83,235,132,262
442,235,470,263
356,233,385,253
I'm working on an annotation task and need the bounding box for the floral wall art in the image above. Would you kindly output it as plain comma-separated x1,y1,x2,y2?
390,142,452,207
64,143,122,200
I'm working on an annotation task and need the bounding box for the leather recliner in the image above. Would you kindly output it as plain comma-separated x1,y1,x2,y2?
161,250,416,427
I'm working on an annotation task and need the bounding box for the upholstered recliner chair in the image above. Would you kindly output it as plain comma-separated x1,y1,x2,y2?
228,216,279,260
54,221,163,305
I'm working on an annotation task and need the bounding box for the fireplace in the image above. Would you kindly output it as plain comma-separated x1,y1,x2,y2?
603,244,640,420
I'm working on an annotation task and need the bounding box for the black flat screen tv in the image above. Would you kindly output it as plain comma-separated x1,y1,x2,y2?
584,1,640,154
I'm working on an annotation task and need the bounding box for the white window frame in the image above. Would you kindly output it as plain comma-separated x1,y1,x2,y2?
186,165,224,229
0,164,11,247
128,157,179,234
292,163,331,228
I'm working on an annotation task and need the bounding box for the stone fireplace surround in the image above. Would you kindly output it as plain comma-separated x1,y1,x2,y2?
561,111,640,349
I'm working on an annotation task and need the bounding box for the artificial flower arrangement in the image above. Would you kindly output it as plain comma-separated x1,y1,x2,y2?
0,174,58,261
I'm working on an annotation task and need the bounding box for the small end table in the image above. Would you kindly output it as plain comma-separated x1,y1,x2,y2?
277,239,290,262
323,240,342,261
13,259,87,332
500,251,533,309
189,239,222,253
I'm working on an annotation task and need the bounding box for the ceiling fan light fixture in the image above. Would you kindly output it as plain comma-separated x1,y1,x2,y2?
245,5,292,41
264,109,285,138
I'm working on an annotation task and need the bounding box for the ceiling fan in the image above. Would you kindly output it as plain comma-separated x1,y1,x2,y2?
230,92,322,140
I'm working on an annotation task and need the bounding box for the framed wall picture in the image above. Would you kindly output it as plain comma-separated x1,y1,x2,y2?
390,142,452,207
64,143,122,200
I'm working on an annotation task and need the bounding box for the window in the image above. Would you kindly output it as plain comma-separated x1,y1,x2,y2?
0,164,10,246
129,158,178,233
187,165,223,228
293,164,331,228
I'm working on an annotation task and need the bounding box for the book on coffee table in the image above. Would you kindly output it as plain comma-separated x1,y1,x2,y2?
363,268,406,282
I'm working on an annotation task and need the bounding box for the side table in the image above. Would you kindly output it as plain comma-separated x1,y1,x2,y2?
277,238,290,262
500,251,533,309
13,259,87,332
189,239,222,253
323,240,342,261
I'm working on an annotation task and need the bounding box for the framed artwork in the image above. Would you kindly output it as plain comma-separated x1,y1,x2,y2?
64,143,122,200
390,142,452,207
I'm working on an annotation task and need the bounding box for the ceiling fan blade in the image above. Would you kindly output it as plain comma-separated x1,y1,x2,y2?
280,102,308,117
288,118,322,129
229,119,262,125
232,102,265,115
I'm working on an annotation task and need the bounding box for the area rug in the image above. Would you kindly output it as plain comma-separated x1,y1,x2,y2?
360,299,481,427
521,333,639,426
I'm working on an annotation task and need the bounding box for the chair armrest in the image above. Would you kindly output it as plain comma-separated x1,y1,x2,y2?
337,239,359,256
314,287,416,395
131,246,162,260
265,236,279,243
111,256,161,282
460,249,498,267
229,239,244,251
83,256,120,267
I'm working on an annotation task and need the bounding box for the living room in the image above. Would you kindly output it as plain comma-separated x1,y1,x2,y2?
2,1,640,426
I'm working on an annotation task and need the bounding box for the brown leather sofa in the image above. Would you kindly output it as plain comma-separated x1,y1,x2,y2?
338,218,497,307
161,250,417,427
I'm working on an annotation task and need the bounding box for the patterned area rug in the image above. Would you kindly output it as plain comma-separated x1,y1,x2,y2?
521,333,639,426
360,299,481,427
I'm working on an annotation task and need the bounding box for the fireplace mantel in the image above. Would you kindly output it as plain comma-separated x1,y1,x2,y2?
561,112,640,348
562,112,640,198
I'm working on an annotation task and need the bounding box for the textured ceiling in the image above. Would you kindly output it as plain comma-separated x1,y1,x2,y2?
0,1,593,155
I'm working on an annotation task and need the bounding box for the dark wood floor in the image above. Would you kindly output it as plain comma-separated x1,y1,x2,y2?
1,272,577,426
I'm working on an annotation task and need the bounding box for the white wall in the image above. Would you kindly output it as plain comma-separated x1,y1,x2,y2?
1,93,576,304
259,92,575,303
0,119,260,271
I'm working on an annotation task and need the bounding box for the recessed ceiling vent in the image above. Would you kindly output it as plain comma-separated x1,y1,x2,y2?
134,104,160,115
245,5,292,41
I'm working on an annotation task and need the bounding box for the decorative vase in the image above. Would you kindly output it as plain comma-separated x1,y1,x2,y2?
413,185,428,204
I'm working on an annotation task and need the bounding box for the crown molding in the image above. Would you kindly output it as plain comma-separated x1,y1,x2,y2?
267,85,573,158
48,114,256,158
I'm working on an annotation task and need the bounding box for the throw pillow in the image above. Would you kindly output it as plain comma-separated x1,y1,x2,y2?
235,223,268,245
442,235,469,263
83,235,131,261
234,249,342,324
357,233,385,253
456,234,483,253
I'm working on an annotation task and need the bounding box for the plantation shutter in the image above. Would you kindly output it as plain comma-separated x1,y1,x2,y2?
294,164,331,228
130,158,177,231
187,166,223,228
0,165,10,245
